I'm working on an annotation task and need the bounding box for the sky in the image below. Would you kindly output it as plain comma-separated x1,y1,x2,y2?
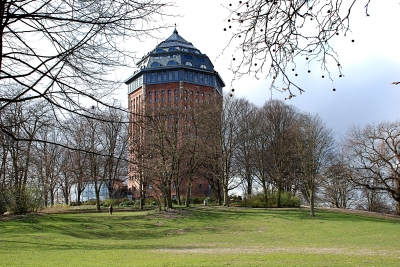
118,0,400,139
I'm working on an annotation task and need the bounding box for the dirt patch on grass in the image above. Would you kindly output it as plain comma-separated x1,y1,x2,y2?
314,207,400,221
148,209,190,220
156,246,400,257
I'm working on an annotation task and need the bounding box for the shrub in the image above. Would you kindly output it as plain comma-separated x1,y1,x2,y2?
102,199,117,207
3,187,44,214
82,199,97,206
242,192,300,208
120,200,135,207
0,194,7,214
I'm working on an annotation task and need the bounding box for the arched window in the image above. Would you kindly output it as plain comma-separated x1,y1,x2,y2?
185,62,193,67
151,62,161,67
169,47,176,51
200,64,207,69
167,61,178,66
156,49,164,53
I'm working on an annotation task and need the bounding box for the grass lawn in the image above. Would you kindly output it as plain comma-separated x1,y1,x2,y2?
1,206,399,266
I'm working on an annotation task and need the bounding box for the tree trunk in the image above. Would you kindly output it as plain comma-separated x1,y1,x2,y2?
185,182,191,207
223,184,229,207
139,179,144,210
175,179,181,205
95,188,101,212
309,189,315,217
277,183,282,208
262,181,268,207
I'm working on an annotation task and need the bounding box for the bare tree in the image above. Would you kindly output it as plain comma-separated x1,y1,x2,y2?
261,99,299,207
0,100,48,213
33,124,63,207
294,113,335,216
235,101,258,197
213,95,253,206
344,121,400,214
223,0,371,96
99,109,128,200
252,106,274,206
320,156,357,209
63,117,91,205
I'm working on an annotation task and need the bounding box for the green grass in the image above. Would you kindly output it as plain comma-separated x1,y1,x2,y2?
1,207,400,266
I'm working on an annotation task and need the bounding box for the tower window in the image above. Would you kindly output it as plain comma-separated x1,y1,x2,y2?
185,62,193,67
200,64,207,69
167,61,178,66
151,62,161,67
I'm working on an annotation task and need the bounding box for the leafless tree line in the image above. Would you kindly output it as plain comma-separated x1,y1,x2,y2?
0,98,128,214
129,92,400,216
1,0,172,145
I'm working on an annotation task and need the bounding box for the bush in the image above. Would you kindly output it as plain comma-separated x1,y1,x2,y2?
2,187,44,214
120,200,135,207
82,199,97,206
242,192,300,208
0,194,7,214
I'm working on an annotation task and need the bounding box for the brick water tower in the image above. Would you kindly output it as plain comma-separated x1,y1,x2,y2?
125,28,225,203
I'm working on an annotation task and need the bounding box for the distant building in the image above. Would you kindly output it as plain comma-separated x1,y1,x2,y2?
125,29,225,202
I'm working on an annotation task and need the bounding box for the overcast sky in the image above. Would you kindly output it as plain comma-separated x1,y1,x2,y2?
119,0,400,139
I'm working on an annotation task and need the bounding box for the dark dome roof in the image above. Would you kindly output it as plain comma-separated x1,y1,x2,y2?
126,28,225,92
156,29,197,51
136,28,211,69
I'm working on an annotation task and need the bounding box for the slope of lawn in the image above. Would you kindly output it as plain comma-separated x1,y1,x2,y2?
1,206,399,266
